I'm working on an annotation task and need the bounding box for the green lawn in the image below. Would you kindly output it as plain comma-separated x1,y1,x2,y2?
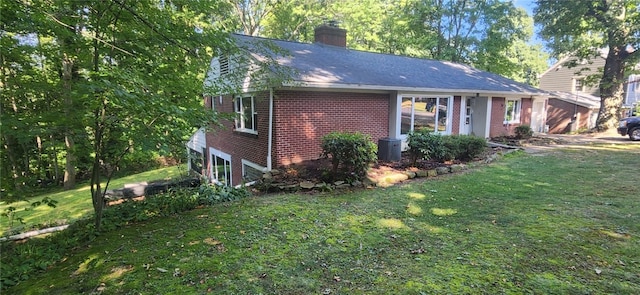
6,144,640,294
0,165,188,236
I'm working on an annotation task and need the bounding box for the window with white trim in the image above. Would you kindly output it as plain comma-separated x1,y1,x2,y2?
504,98,521,124
234,95,257,133
209,148,232,186
574,78,584,92
401,96,452,135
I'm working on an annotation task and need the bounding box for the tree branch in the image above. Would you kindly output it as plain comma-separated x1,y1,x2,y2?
42,11,134,57
110,0,196,56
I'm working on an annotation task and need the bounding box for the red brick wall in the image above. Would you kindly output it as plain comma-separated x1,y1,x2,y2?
546,98,592,134
273,91,390,166
205,91,270,185
489,97,533,138
451,96,461,134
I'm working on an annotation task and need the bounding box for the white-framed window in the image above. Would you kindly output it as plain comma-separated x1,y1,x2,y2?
209,148,232,186
574,78,584,92
241,159,265,183
400,95,452,135
504,98,521,124
234,95,257,134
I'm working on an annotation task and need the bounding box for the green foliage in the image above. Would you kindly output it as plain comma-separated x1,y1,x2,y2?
408,129,486,163
0,184,248,291
257,0,549,84
320,131,377,181
100,184,249,231
0,0,244,229
0,198,58,231
515,125,534,139
445,135,488,161
407,129,447,164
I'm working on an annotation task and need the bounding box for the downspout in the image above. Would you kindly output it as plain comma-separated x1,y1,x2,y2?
267,88,274,171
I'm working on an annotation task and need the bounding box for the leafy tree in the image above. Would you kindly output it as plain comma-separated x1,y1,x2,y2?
2,0,237,230
226,0,281,36
261,0,327,42
257,0,549,84
535,0,640,130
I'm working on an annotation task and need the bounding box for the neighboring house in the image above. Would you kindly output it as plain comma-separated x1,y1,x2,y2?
624,74,640,116
539,52,640,131
539,54,604,97
188,25,548,186
545,91,600,134
539,53,605,133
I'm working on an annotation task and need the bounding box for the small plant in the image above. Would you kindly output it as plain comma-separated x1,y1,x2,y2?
515,125,533,139
1,197,58,230
321,131,377,181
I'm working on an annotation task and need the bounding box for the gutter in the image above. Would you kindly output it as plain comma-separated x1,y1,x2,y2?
281,82,548,98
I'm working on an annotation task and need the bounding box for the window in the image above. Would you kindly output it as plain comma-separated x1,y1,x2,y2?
209,148,232,186
401,96,452,135
188,148,203,175
574,79,584,92
504,98,521,124
234,95,257,133
242,159,265,183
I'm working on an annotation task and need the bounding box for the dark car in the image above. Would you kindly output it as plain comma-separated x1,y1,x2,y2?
618,116,640,141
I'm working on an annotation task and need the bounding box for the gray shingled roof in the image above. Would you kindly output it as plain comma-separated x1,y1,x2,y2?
235,34,546,96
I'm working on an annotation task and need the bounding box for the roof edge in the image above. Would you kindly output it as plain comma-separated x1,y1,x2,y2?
280,82,548,97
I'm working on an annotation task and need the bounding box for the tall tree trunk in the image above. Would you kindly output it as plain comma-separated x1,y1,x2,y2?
91,156,104,230
51,134,60,184
64,135,76,189
91,101,107,231
62,54,76,189
595,45,626,131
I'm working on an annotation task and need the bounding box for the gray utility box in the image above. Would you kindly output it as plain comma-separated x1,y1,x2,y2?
378,138,401,162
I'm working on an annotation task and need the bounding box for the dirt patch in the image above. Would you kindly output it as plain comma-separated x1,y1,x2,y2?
490,135,568,147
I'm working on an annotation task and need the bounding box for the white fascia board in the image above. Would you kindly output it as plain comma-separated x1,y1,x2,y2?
280,81,548,98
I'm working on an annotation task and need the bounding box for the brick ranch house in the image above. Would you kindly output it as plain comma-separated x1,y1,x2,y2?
187,25,548,186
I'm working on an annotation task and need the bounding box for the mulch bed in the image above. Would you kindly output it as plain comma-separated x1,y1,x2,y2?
268,146,503,186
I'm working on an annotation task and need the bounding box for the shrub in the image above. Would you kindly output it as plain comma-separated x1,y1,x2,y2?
515,125,534,139
408,130,487,163
321,131,377,181
407,129,447,164
452,135,487,161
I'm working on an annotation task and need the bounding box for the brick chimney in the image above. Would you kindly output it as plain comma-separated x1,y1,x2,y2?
314,22,347,47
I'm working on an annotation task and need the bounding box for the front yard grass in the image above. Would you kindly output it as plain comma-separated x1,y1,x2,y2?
6,144,640,294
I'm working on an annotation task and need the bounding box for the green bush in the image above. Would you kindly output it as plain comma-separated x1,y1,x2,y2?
451,135,487,161
408,130,486,163
515,125,534,139
321,131,377,181
407,129,447,164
